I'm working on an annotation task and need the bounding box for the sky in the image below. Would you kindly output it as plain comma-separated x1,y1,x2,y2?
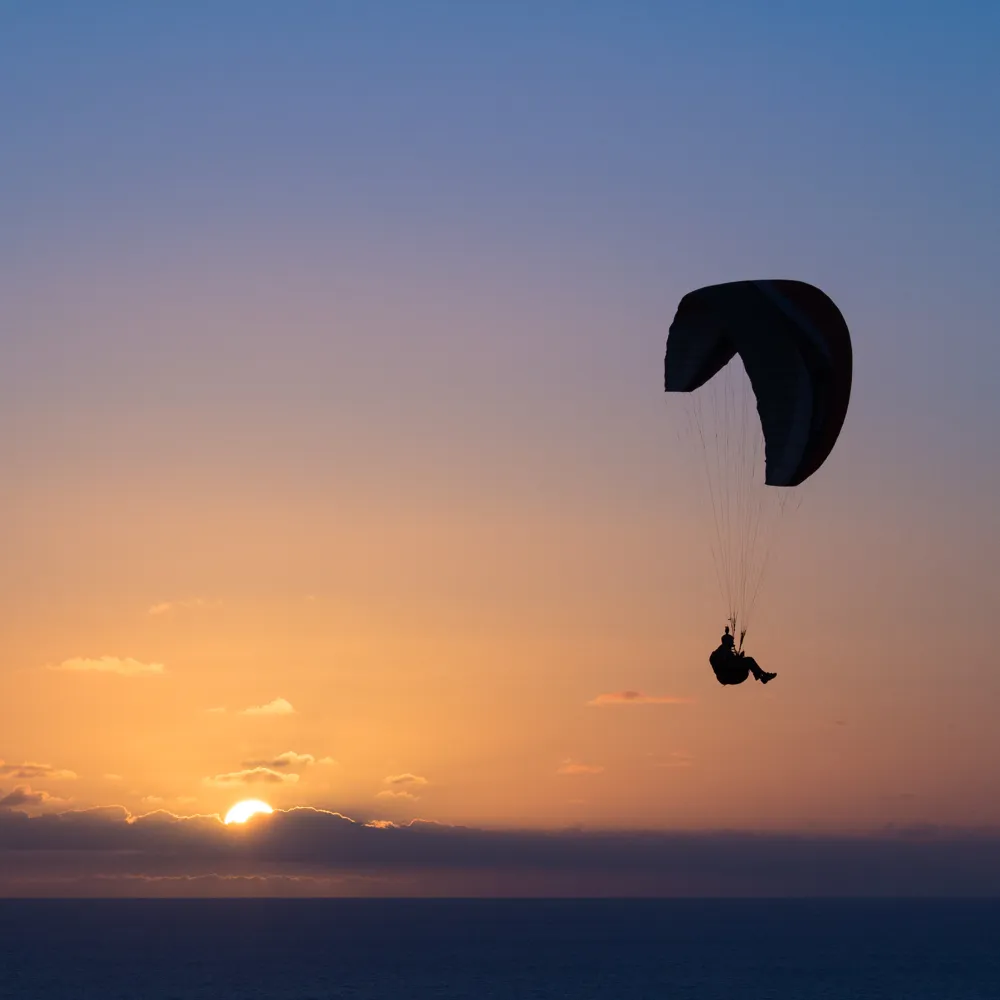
1,1,999,896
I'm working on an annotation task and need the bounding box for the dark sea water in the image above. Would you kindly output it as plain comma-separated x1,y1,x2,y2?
1,899,998,999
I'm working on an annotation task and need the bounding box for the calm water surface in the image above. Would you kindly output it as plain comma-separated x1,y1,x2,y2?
1,899,997,999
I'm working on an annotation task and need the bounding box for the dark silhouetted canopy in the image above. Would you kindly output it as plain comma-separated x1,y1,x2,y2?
664,280,852,486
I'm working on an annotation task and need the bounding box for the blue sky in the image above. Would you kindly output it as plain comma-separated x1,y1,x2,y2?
4,1,997,451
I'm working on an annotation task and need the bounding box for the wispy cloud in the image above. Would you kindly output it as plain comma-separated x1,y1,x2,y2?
242,698,295,716
376,774,428,801
655,752,694,769
206,767,299,786
51,656,164,677
242,752,315,770
556,760,605,776
0,761,77,780
383,773,428,788
318,757,338,766
148,598,219,616
587,691,693,707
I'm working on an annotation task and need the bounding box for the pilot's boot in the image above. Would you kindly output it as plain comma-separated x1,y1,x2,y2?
746,659,776,684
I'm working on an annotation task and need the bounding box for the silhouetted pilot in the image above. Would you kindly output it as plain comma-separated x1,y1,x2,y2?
710,625,776,686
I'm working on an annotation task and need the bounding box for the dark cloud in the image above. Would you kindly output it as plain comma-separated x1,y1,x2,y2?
0,786,56,809
2,806,999,896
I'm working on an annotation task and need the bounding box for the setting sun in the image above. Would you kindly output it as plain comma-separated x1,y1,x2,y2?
224,800,274,825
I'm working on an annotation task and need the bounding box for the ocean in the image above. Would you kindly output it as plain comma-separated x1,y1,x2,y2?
1,899,997,999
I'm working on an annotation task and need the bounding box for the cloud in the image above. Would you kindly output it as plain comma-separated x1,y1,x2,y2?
383,774,428,788
0,761,77,780
376,775,427,801
148,598,218,616
0,786,59,809
4,807,1000,897
242,698,295,716
318,757,338,766
104,774,123,782
587,691,693,707
655,752,693,769
206,767,299,786
556,760,605,776
51,656,164,677
242,752,315,770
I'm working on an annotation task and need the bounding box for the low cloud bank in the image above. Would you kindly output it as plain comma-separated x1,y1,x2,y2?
1,806,1000,896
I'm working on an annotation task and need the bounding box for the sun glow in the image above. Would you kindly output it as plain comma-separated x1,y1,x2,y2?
224,799,274,825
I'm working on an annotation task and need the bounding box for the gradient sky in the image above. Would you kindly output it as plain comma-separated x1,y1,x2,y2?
2,1,999,894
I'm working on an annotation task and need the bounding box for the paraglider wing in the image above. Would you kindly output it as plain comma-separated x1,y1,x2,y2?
664,280,852,486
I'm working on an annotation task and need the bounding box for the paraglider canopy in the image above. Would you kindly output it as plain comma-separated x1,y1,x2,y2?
664,279,852,486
